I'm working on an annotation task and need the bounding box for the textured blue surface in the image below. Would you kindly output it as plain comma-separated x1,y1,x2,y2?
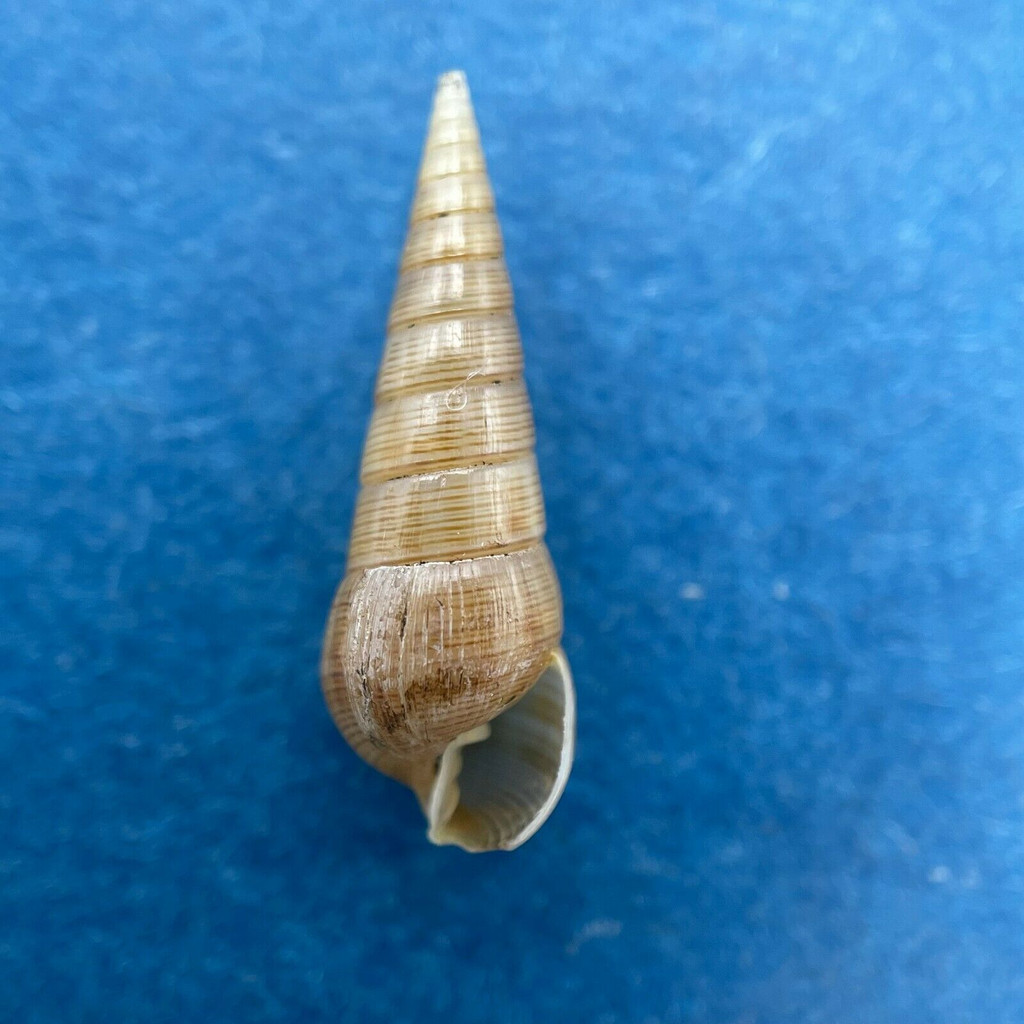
2,2,1023,1021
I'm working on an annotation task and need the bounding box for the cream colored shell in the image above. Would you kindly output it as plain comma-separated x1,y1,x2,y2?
320,71,575,852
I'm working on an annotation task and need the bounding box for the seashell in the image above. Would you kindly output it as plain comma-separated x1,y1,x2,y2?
320,70,575,852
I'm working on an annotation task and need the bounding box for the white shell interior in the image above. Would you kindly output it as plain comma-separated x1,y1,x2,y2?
425,649,576,852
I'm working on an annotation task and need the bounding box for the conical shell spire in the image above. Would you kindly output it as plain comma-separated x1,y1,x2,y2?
350,71,542,573
377,71,516,400
321,71,575,853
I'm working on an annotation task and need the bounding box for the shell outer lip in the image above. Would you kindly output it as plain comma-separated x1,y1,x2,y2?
424,647,577,852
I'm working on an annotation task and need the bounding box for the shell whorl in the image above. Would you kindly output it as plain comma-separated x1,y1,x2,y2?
321,71,574,852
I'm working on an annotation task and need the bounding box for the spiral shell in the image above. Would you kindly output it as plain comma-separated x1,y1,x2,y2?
320,71,575,852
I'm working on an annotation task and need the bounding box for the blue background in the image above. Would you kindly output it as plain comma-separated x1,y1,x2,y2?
2,1,1022,1021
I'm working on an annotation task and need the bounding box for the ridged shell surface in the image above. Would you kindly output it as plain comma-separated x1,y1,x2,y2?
321,71,574,852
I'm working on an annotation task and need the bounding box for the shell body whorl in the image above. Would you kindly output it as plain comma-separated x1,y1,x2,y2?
321,71,575,852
